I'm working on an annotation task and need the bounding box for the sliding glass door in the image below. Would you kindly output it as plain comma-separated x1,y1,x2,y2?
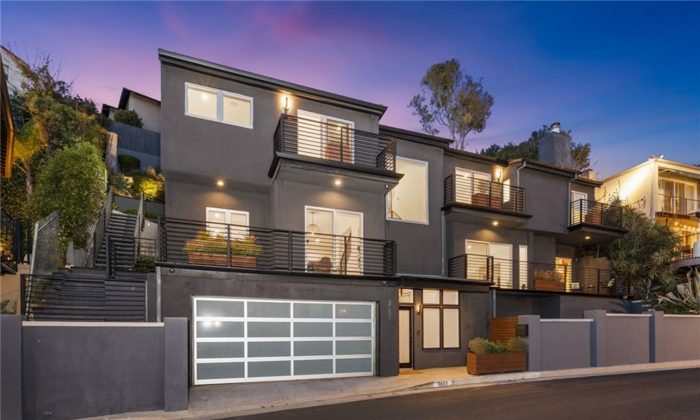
305,207,363,275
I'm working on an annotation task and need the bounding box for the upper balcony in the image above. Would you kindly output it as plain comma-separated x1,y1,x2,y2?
443,174,530,226
567,199,626,243
157,218,396,277
657,194,700,218
272,114,397,178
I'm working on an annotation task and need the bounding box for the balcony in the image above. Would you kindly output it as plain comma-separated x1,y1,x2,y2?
448,254,624,296
273,114,396,174
657,194,700,217
569,199,625,231
157,218,396,277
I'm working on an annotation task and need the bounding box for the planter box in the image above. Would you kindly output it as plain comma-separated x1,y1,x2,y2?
186,253,257,268
534,278,566,292
467,352,527,375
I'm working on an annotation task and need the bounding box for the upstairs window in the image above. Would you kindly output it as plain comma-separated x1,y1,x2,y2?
185,83,253,129
387,157,429,224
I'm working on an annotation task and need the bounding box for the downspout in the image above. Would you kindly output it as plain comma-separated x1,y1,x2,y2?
441,210,446,276
516,160,528,188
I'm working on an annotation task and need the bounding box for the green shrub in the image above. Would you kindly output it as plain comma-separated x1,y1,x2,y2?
122,208,138,216
114,109,143,128
118,154,141,174
135,255,155,272
469,337,524,354
506,337,527,353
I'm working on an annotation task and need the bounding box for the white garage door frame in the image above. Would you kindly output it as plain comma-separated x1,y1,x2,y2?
192,296,377,385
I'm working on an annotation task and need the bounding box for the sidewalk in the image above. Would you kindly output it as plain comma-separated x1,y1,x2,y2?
103,360,700,419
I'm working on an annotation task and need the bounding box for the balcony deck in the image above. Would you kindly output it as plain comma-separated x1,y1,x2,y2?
272,114,397,177
448,254,626,296
157,218,396,277
443,175,530,226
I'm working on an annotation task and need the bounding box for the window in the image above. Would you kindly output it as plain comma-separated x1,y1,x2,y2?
297,110,354,163
185,82,253,128
570,191,589,224
305,206,363,275
398,289,414,304
387,157,429,224
422,290,460,349
206,207,249,238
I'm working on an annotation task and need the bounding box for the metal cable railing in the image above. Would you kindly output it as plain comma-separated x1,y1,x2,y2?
657,193,700,216
569,199,624,229
274,114,396,172
157,218,396,277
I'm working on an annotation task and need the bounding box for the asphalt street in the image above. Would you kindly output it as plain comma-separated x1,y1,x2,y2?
236,368,700,420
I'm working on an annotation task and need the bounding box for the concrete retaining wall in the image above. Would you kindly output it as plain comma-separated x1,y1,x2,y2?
519,310,700,372
0,316,188,420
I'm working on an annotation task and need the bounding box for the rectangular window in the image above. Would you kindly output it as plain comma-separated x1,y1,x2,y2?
297,110,355,163
422,290,460,349
185,82,253,129
206,207,249,238
387,157,429,224
305,206,363,275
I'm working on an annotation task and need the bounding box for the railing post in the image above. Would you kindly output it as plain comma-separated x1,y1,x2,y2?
226,224,232,268
288,231,293,271
340,127,345,163
597,269,601,295
463,254,468,280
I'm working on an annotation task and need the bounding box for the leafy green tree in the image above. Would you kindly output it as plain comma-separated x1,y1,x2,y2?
409,59,494,150
480,125,592,173
113,109,144,128
604,201,680,302
29,143,106,249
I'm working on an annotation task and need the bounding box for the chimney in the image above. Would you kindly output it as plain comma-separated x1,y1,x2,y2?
538,122,572,169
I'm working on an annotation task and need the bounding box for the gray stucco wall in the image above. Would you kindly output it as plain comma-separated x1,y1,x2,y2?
497,292,628,319
519,167,571,234
18,318,187,420
387,139,444,275
539,320,592,370
605,314,650,366
160,268,399,377
1,316,22,420
660,315,700,362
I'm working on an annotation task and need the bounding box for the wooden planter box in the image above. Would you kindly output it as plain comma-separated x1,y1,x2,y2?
534,278,566,292
187,252,257,268
467,352,527,375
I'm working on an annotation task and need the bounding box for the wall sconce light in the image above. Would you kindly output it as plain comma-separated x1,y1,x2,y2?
495,168,503,182
334,178,342,187
282,95,291,114
415,303,422,314
585,235,591,240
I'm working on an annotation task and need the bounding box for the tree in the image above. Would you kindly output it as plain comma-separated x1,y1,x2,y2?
604,200,680,302
409,59,494,150
28,143,106,249
480,124,592,173
113,109,143,128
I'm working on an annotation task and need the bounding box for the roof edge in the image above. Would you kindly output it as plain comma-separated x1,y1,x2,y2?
158,49,387,116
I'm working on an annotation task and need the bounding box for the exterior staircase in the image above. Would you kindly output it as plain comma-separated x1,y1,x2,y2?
95,211,138,271
23,267,147,321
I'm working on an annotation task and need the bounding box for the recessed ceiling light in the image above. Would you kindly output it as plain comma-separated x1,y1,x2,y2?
585,235,591,240
492,220,499,226
334,179,342,187
216,179,224,187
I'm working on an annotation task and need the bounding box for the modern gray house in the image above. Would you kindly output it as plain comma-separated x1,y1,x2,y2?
154,49,628,385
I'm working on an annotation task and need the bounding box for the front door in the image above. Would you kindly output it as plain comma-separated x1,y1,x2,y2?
399,308,412,368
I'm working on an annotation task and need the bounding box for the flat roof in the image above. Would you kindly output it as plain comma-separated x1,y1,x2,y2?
159,49,387,116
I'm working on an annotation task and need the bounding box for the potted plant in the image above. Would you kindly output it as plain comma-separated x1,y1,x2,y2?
467,337,527,375
184,231,263,268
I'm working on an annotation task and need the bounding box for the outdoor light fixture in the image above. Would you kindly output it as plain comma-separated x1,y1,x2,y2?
492,220,499,226
281,95,291,114
495,168,503,182
415,303,422,314
585,235,591,240
216,179,224,187
334,179,342,187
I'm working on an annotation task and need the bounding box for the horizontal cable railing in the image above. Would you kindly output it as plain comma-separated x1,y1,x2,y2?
448,254,623,296
444,174,526,213
21,274,146,321
657,193,700,216
569,199,624,229
158,218,396,277
274,114,396,172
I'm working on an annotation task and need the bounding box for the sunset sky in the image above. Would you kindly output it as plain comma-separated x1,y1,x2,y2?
2,1,699,177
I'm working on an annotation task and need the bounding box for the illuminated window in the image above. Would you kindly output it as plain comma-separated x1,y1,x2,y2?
185,83,253,129
206,207,249,239
422,290,460,349
387,157,429,224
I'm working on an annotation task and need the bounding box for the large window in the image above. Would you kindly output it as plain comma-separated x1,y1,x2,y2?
422,290,459,349
185,82,253,129
206,207,249,238
305,206,363,275
387,157,429,224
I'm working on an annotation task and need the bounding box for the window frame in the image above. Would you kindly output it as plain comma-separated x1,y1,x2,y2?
386,156,430,225
185,82,254,129
421,289,460,350
205,207,250,238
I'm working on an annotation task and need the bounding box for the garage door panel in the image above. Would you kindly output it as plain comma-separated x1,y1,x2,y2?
193,297,375,384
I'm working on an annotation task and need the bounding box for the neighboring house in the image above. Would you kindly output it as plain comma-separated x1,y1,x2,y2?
102,88,162,170
154,49,629,385
0,46,29,95
600,157,700,263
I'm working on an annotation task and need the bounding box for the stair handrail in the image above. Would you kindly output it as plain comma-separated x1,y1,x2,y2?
84,187,113,267
134,191,144,257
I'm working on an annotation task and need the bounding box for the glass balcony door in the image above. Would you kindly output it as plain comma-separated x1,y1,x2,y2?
465,240,513,286
305,206,363,275
297,110,354,164
455,168,491,205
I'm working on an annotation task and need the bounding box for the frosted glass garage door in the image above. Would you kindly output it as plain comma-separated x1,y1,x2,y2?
193,297,376,385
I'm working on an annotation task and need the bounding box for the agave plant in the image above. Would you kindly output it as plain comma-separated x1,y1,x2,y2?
657,267,700,314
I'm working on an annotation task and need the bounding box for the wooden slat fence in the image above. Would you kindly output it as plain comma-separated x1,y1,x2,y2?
489,316,518,342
